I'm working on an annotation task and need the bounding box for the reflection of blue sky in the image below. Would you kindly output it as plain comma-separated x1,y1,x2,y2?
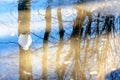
0,0,78,38
31,0,79,9
0,0,77,79
0,0,18,14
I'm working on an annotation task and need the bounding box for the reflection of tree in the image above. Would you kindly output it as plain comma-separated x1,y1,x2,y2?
55,0,65,79
18,0,33,80
70,6,91,80
96,35,108,80
56,7,64,80
60,6,91,80
96,16,113,80
42,0,52,79
19,49,33,80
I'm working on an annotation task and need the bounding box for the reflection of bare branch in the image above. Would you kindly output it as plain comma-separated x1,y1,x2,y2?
31,32,43,39
31,32,58,44
37,9,75,23
38,9,55,19
0,41,18,45
97,35,108,80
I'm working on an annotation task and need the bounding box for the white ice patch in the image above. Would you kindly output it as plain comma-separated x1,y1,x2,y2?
18,34,32,51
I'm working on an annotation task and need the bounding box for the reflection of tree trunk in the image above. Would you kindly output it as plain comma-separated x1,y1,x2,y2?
42,7,51,80
19,49,33,80
97,36,108,80
81,15,91,72
18,0,32,80
72,38,86,80
83,38,90,70
97,31,108,80
96,16,114,80
61,6,90,79
61,37,74,79
18,0,31,34
56,8,64,80
71,7,89,78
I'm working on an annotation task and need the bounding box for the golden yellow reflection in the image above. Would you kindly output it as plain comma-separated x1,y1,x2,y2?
18,0,32,80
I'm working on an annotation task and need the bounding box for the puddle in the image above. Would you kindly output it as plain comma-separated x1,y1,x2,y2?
0,0,120,80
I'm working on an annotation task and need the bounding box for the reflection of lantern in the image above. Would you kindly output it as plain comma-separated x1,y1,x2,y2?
18,34,32,51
